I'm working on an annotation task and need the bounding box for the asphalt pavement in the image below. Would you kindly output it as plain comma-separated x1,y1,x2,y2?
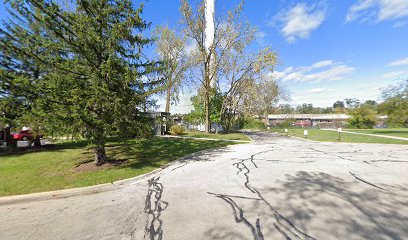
0,131,407,240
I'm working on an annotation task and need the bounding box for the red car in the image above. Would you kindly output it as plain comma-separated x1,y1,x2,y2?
12,130,35,141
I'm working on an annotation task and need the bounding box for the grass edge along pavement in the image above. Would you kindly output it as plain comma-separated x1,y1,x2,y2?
274,128,408,145
0,137,242,197
344,128,408,139
182,131,251,141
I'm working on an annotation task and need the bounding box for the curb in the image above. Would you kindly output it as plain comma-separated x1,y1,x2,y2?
160,135,252,143
0,144,237,206
0,167,164,206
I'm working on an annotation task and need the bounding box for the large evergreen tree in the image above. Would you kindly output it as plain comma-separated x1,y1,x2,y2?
0,0,161,164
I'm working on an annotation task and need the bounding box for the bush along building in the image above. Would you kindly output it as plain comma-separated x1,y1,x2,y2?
267,114,388,128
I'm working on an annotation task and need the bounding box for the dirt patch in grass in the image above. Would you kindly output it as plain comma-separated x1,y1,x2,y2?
74,159,128,173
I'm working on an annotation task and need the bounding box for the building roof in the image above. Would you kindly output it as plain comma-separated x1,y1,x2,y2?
268,114,350,120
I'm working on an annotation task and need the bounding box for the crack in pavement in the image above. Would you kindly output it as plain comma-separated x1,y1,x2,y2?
254,159,316,164
308,147,357,162
370,160,408,163
170,162,188,172
308,146,390,192
209,192,264,240
349,172,387,191
144,177,168,240
307,147,385,169
121,211,141,239
210,149,316,240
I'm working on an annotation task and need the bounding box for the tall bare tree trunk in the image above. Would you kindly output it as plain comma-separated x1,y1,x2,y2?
264,112,269,128
205,91,210,133
165,87,171,113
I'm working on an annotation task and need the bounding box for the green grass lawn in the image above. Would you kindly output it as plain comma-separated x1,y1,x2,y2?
344,128,408,138
274,129,408,145
183,132,251,141
0,137,237,197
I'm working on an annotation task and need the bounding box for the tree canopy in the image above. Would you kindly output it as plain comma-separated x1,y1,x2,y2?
0,0,162,164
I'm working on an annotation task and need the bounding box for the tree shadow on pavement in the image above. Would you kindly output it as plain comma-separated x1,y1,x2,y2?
205,171,408,240
261,171,408,240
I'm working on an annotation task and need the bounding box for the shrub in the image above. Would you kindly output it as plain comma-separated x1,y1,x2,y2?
347,106,377,129
243,117,265,130
170,125,184,135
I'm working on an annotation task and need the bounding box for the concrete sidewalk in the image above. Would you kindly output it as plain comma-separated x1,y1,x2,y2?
322,129,408,141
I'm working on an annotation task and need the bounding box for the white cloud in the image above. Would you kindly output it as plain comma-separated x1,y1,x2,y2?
346,0,408,23
393,21,408,28
309,60,334,70
388,57,408,66
382,71,408,79
309,88,329,93
275,3,326,43
272,60,355,83
255,31,267,45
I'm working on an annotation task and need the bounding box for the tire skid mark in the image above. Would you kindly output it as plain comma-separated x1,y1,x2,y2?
210,149,315,240
144,177,168,240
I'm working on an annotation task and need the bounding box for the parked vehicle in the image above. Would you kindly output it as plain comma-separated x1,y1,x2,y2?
11,127,42,141
12,130,34,141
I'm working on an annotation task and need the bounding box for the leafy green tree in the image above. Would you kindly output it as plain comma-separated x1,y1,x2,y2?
345,98,361,109
154,25,188,113
378,80,408,127
243,79,282,127
347,105,377,129
1,0,161,164
333,100,345,109
187,88,222,129
275,104,295,114
187,95,205,124
363,100,378,107
180,0,216,133
0,1,46,128
296,103,315,114
181,0,259,133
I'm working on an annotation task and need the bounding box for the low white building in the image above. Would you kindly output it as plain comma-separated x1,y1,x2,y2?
268,114,350,128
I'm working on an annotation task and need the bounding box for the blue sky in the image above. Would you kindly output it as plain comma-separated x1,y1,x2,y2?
1,0,408,113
